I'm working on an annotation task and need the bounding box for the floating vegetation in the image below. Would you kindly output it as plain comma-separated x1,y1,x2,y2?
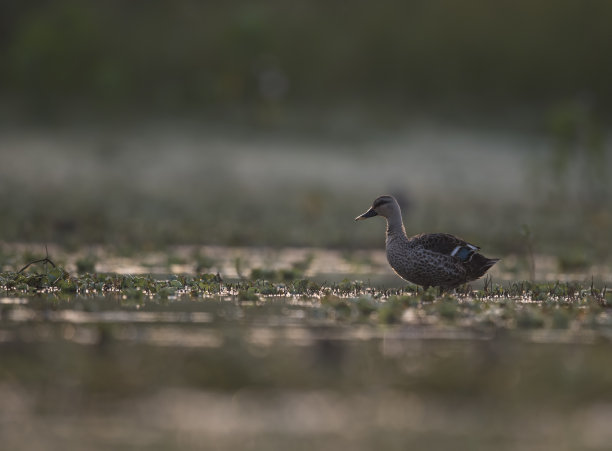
1,257,610,335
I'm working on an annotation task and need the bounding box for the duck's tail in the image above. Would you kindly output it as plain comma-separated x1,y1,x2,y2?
466,254,499,280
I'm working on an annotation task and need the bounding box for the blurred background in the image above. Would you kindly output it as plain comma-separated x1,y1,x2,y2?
2,4,612,449
1,0,611,262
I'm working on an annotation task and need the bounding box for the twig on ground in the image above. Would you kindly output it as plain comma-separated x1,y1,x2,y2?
18,257,57,274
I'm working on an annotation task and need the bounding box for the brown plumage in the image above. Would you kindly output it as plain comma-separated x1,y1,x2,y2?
355,195,499,289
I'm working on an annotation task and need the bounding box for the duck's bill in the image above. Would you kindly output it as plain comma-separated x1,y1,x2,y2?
355,208,378,220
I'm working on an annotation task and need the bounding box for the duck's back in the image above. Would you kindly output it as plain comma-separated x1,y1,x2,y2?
408,233,476,255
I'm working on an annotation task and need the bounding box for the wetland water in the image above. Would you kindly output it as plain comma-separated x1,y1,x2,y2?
1,246,612,450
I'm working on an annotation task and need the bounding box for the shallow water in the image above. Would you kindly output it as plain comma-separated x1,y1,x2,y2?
2,305,612,450
1,245,612,450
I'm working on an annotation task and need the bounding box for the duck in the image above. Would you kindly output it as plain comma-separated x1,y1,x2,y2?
355,195,499,290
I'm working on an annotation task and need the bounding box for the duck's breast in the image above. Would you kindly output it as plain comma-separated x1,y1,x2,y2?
385,240,427,282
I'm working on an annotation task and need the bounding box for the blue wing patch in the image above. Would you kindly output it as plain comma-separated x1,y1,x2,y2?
451,245,477,262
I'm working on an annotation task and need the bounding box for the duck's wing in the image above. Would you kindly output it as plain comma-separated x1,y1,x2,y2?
410,233,480,262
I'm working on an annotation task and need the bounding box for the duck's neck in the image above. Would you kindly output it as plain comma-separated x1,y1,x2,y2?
385,210,407,242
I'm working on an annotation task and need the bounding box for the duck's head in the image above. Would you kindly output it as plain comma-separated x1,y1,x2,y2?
355,195,398,220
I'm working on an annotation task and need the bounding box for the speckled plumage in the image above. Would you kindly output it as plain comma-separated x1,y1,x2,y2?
356,195,499,289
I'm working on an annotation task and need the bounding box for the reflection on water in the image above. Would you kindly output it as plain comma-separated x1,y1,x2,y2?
2,292,609,348
3,384,612,451
116,326,224,348
1,328,612,451
7,308,213,324
0,297,28,305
